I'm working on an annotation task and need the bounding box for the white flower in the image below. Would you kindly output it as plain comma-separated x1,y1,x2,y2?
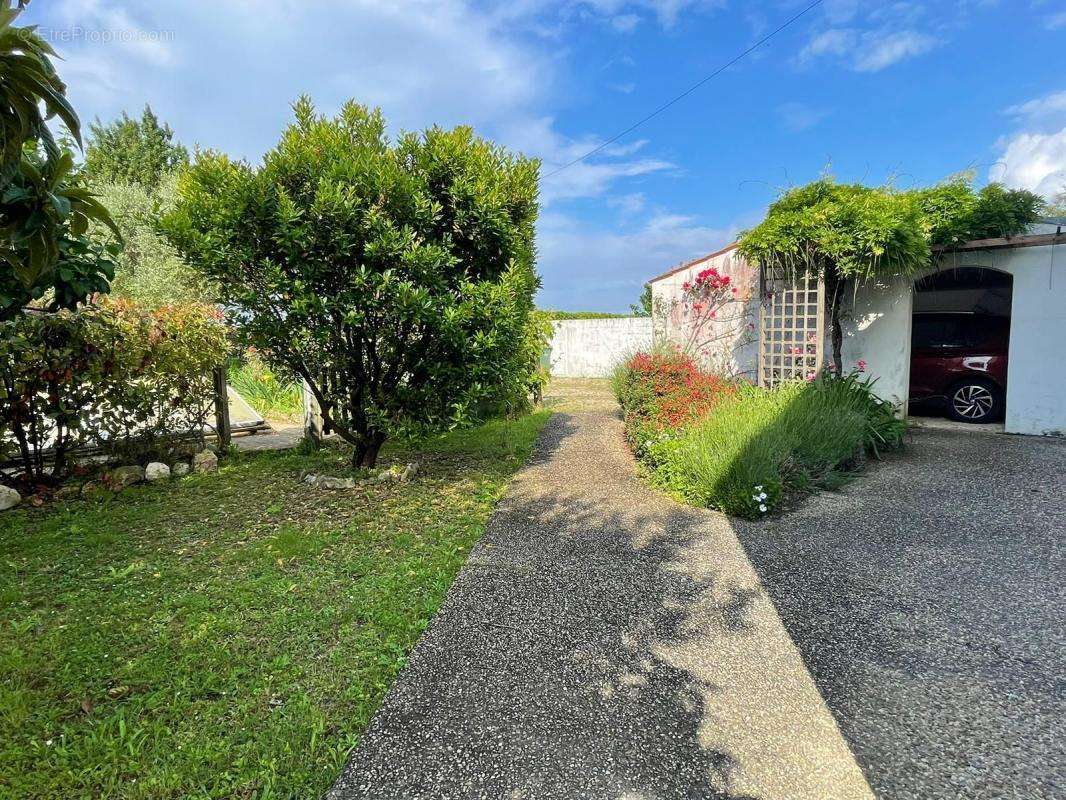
754,485,763,491
758,504,767,513
45,739,53,746
758,492,767,501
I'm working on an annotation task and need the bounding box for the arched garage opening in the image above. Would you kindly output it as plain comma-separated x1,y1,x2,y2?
909,267,1013,424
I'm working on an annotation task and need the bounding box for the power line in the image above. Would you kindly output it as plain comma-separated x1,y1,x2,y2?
544,0,825,178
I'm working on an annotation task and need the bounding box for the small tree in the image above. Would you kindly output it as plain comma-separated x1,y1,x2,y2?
164,98,542,467
630,285,652,316
739,178,1043,374
91,176,212,307
84,106,188,188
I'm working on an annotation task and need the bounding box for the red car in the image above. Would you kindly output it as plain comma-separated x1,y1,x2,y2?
909,312,1009,423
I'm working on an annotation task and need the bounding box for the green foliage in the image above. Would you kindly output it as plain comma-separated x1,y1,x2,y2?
228,349,304,422
543,310,628,319
163,97,542,467
0,300,229,486
84,106,188,188
0,3,120,297
739,176,1045,280
652,375,905,518
616,352,905,518
0,411,549,798
0,1,81,180
738,176,1043,371
629,285,653,316
90,176,212,307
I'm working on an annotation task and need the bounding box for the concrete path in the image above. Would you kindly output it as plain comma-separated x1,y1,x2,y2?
735,427,1066,799
329,381,874,799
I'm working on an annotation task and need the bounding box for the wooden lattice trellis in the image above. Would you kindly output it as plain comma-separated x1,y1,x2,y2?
758,267,825,387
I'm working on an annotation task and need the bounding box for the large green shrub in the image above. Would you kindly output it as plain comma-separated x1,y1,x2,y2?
0,300,229,488
164,98,542,467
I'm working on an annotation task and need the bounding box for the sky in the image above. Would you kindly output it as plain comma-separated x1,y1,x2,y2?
25,0,1066,312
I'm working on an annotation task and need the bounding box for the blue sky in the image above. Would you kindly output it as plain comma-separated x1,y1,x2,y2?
26,0,1066,311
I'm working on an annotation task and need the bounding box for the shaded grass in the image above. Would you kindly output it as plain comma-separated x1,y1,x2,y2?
0,412,549,799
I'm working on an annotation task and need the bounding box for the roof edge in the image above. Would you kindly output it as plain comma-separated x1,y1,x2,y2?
646,242,739,285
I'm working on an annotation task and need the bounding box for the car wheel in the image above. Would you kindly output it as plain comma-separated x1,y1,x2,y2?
946,379,1001,423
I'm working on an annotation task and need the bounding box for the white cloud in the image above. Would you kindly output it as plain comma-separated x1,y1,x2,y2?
852,30,939,71
537,211,736,310
990,129,1066,200
799,27,938,72
501,118,673,203
777,101,830,132
1005,90,1066,122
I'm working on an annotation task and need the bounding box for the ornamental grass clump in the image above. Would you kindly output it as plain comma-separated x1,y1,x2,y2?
651,374,904,518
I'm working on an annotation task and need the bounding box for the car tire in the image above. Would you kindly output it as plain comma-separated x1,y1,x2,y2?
946,379,1002,423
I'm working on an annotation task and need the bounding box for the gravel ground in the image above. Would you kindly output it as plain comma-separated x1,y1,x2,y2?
328,383,873,800
735,428,1066,800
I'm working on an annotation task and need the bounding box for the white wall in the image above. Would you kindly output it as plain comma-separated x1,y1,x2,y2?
846,243,1066,435
650,246,759,379
547,318,653,378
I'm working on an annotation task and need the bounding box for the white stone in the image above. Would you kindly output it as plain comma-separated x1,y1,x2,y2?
172,462,190,477
191,450,218,474
0,485,20,511
144,462,171,482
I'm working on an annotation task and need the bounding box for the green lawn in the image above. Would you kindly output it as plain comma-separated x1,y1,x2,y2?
0,412,549,799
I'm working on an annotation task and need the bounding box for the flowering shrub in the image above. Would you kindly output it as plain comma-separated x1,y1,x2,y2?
612,349,736,461
658,263,757,375
0,300,229,489
614,355,906,518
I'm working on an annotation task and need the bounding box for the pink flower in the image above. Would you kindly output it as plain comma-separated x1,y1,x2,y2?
856,359,867,373
805,370,817,382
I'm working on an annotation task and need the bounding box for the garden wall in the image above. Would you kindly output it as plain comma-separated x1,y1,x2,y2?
547,318,652,377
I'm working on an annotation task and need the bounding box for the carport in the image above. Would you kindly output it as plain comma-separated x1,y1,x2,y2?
836,219,1066,435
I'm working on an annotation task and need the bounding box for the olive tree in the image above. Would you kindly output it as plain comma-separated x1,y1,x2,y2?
164,98,543,467
739,178,1043,373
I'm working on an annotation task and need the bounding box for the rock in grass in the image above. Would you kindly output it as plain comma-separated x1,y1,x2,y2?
0,485,21,511
191,450,218,474
145,462,171,482
108,465,145,491
304,474,358,490
172,462,191,477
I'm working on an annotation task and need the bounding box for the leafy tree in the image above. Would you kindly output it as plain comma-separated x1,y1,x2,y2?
91,175,212,307
84,106,188,187
0,0,118,312
630,284,652,316
739,178,1042,373
1047,188,1066,217
164,98,543,467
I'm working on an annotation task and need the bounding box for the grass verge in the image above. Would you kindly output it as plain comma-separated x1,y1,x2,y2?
0,412,549,799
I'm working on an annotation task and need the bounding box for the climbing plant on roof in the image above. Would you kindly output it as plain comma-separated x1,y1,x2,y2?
738,177,1043,374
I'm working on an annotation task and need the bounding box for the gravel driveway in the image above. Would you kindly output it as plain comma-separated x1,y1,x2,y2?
329,382,1065,799
736,427,1066,799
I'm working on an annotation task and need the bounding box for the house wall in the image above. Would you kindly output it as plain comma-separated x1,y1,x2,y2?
650,247,760,379
547,317,653,378
846,243,1066,435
